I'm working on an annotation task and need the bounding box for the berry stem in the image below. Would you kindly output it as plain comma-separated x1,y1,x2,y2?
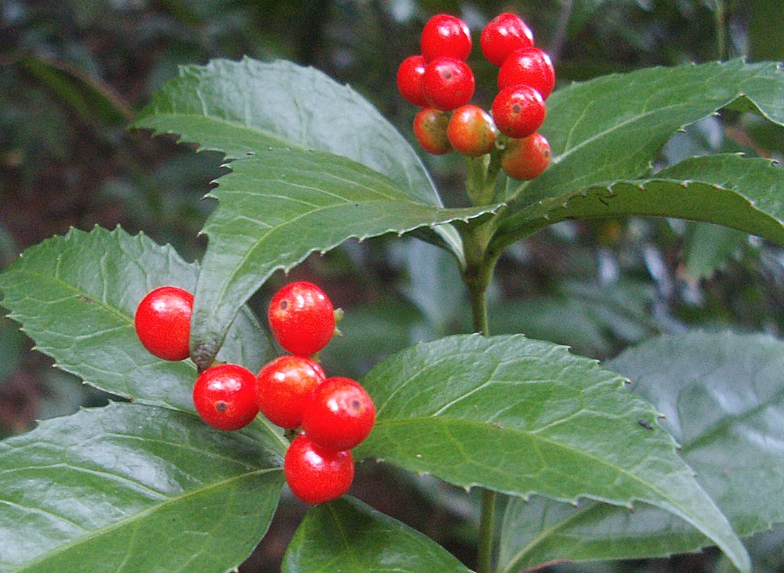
465,152,503,207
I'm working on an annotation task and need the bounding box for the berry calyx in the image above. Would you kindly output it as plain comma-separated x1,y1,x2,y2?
302,377,376,451
256,355,326,429
447,105,499,157
480,13,534,67
268,281,336,356
134,285,193,361
413,107,451,155
501,132,551,180
397,55,428,107
193,364,259,431
284,433,355,504
421,14,472,62
497,47,555,99
491,84,546,139
422,56,475,111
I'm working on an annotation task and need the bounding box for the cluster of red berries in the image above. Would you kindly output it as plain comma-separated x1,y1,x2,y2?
134,281,376,505
396,12,554,181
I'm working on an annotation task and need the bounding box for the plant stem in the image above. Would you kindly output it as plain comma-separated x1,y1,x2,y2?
467,267,491,335
462,222,501,573
714,0,728,61
477,489,497,573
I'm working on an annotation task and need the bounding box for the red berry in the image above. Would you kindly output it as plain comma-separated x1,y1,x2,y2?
413,107,451,155
397,55,428,107
134,286,193,361
302,377,376,451
491,84,546,139
501,133,551,180
284,433,354,504
193,364,259,431
256,355,326,429
447,105,499,157
268,281,336,356
421,14,472,62
498,47,555,99
422,56,475,111
480,12,534,67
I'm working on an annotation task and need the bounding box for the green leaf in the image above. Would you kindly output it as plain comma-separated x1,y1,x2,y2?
493,154,784,251
566,0,615,37
0,316,24,383
188,149,492,368
354,334,750,572
133,57,488,367
518,59,784,205
493,60,784,248
0,226,274,412
281,496,473,573
613,332,784,537
488,280,657,359
682,222,747,281
20,54,133,128
133,58,437,206
497,331,784,571
0,402,285,573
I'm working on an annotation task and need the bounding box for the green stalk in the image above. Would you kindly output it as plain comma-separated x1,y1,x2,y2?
465,248,498,573
714,0,728,61
477,489,498,573
465,153,503,207
462,151,506,573
462,223,501,573
470,251,498,573
466,256,492,335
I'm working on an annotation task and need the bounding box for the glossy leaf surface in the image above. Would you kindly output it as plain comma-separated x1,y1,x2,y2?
494,154,784,250
498,331,784,571
0,226,274,412
516,59,784,204
282,497,473,573
189,150,491,366
494,60,784,248
355,334,749,572
0,403,285,573
133,59,489,367
133,58,437,204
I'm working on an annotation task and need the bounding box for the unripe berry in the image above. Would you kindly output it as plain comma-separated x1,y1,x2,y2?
447,105,498,157
413,107,451,155
397,55,428,107
498,47,555,100
134,286,193,361
491,84,546,139
284,433,354,504
421,14,472,62
480,13,534,67
501,133,551,180
422,56,475,111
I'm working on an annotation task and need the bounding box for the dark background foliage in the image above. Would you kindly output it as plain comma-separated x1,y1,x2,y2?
1,0,783,571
